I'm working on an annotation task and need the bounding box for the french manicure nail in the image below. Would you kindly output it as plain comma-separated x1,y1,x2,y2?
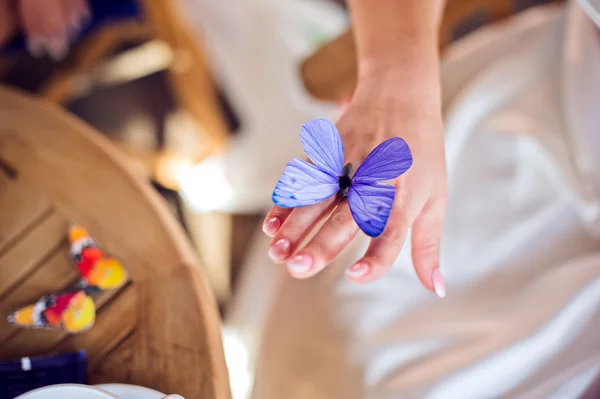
346,262,370,279
431,268,446,298
287,254,313,275
26,38,44,58
262,217,280,236
47,38,68,61
68,20,81,41
81,9,92,26
267,238,290,261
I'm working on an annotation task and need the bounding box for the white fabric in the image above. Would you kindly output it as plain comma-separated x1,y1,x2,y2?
577,0,600,27
176,0,346,213
227,2,600,398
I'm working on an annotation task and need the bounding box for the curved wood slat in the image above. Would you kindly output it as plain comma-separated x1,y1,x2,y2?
0,88,198,275
0,212,66,299
133,264,228,399
89,333,135,385
0,174,52,253
0,250,76,344
0,283,127,359
0,85,230,398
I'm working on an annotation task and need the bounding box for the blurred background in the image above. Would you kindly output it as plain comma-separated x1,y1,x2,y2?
0,0,563,397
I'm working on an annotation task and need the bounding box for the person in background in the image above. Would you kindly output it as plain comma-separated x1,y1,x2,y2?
0,0,90,60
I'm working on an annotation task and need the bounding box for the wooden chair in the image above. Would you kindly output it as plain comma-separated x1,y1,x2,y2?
300,0,563,103
11,0,236,303
30,0,230,191
0,84,231,398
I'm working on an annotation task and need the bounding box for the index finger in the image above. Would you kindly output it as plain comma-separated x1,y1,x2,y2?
346,204,411,283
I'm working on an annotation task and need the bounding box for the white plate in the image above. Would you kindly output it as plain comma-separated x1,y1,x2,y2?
94,384,166,399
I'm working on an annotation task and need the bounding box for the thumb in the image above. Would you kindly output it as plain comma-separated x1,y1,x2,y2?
411,197,446,298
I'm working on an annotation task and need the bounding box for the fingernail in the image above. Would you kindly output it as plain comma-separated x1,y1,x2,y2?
431,268,446,298
262,217,280,236
346,262,370,279
268,238,290,261
287,254,313,276
47,38,69,61
81,9,92,26
68,19,81,41
26,38,44,58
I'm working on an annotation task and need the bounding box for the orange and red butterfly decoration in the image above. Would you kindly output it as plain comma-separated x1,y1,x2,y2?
7,224,128,333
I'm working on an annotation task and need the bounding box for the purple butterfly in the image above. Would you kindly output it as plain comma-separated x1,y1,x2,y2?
272,118,413,237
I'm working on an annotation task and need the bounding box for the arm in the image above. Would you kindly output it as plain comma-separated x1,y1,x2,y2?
348,0,445,60
349,0,446,109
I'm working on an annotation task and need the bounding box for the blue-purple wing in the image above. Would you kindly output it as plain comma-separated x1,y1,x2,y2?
273,158,340,208
353,137,412,184
348,183,395,237
300,118,344,178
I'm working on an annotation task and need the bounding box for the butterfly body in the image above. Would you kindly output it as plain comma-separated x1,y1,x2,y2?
273,118,413,237
338,163,353,198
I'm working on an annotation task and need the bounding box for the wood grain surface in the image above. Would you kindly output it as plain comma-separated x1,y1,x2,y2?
0,84,231,398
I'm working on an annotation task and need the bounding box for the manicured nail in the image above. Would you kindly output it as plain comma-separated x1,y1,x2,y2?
47,38,69,61
287,254,313,276
267,238,290,261
431,268,446,298
26,38,44,58
346,262,370,279
68,19,81,41
262,217,280,236
81,9,92,26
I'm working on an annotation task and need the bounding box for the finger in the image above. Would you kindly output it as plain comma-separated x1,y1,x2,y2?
0,0,16,44
41,0,66,38
346,184,419,283
411,196,447,298
267,197,337,263
42,0,69,60
63,0,83,39
65,0,90,40
287,201,359,278
18,0,37,36
71,0,89,21
19,0,44,55
79,0,91,23
262,206,293,237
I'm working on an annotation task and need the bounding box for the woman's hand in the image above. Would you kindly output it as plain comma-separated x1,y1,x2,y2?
0,0,17,47
18,0,90,60
263,44,447,296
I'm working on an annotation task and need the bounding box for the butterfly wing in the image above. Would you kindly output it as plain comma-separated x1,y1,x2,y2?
300,118,345,178
58,291,96,333
348,183,395,237
69,224,128,291
352,137,412,184
85,256,128,290
8,291,96,333
273,158,340,207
